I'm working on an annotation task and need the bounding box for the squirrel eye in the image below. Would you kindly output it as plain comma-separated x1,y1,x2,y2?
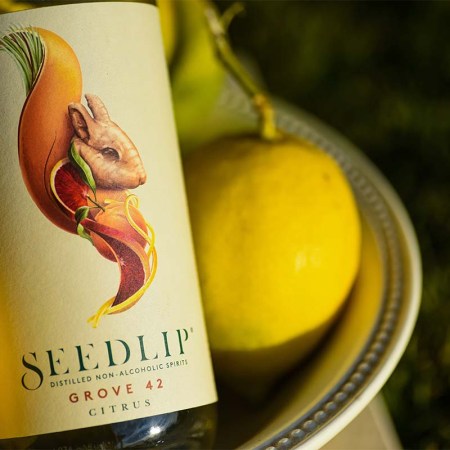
101,147,120,160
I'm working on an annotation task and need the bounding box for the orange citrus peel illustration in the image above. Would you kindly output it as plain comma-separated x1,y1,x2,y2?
85,195,157,327
5,27,83,233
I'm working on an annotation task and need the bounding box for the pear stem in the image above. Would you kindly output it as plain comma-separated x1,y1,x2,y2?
203,2,281,141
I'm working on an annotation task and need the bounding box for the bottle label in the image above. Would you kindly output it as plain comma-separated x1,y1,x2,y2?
0,3,216,439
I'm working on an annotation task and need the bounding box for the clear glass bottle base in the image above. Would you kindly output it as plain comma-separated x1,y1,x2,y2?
0,404,216,449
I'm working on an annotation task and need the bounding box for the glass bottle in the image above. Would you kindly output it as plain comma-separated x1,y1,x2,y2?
0,1,217,448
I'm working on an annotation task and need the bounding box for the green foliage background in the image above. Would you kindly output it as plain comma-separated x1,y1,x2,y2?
219,1,450,449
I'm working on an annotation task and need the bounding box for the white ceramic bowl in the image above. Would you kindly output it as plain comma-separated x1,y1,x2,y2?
211,94,422,449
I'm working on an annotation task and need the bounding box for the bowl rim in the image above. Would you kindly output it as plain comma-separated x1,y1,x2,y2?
267,104,422,450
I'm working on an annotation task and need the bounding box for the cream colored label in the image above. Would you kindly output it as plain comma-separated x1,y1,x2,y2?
0,2,216,439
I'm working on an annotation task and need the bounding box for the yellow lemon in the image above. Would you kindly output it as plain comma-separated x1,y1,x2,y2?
184,134,361,389
157,0,177,63
0,0,30,12
169,0,225,151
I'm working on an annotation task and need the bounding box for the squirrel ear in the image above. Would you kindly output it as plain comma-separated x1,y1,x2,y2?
85,94,110,122
68,103,93,141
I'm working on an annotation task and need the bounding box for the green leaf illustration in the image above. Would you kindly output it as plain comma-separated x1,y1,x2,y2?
75,206,93,245
69,142,97,194
0,26,45,95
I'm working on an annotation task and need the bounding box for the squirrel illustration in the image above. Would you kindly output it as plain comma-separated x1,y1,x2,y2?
68,94,147,190
1,26,157,326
